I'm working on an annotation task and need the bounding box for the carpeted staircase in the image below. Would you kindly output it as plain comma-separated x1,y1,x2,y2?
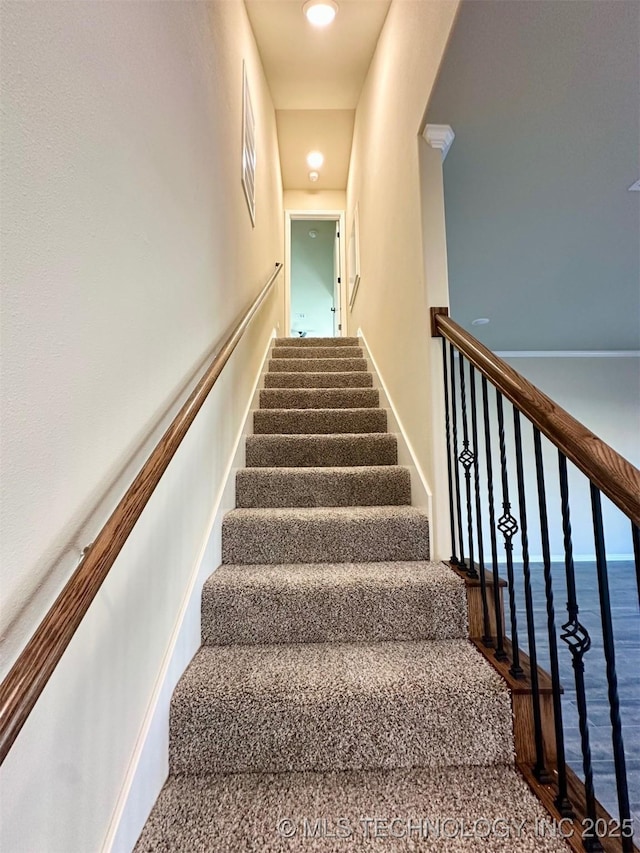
135,337,568,851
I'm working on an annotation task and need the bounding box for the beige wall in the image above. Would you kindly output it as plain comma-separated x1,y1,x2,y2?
284,189,346,211
346,0,459,556
0,1,283,850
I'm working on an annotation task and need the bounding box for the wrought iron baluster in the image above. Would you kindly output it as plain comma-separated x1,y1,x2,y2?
590,485,632,852
533,428,573,816
469,365,491,644
481,377,507,661
449,343,467,571
558,452,601,851
458,354,478,580
513,410,550,780
441,337,458,565
496,391,524,678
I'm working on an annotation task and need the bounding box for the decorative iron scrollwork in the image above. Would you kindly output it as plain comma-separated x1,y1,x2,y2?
497,504,519,543
459,446,475,471
561,617,592,660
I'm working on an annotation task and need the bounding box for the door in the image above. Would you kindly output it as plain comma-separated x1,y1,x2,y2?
285,211,346,339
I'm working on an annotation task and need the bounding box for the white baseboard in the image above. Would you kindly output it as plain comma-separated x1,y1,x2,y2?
356,328,433,520
103,330,276,853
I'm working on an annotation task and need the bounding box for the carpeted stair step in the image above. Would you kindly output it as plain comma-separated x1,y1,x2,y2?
236,466,411,507
222,506,429,564
168,639,513,775
245,433,398,467
254,408,386,435
264,370,373,388
135,764,570,853
272,346,363,359
202,561,467,645
268,357,368,373
274,336,360,348
259,388,379,410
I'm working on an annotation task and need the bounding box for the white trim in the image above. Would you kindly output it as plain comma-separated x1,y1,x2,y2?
494,350,640,358
357,328,434,533
284,209,347,338
103,330,276,853
423,124,455,161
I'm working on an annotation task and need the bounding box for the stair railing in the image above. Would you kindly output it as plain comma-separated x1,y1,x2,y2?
0,262,283,765
432,308,640,853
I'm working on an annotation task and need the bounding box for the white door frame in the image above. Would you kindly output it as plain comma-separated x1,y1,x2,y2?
284,209,347,338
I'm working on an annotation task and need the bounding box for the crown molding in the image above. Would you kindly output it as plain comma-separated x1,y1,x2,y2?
423,124,455,161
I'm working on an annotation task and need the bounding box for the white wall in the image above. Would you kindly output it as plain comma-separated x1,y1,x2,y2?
284,189,347,210
0,2,283,850
290,220,335,337
346,0,460,557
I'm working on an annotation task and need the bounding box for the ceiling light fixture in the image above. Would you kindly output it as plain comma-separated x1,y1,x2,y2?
308,171,319,182
471,318,490,326
308,229,318,238
306,151,324,169
303,0,338,27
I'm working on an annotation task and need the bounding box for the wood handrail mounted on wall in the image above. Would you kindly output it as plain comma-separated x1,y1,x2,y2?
432,310,640,527
0,262,283,764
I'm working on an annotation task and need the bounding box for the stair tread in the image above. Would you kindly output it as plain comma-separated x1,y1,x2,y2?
238,464,408,475
169,639,513,773
272,346,363,358
236,465,411,507
202,561,468,645
268,358,368,372
206,559,459,589
245,433,398,467
274,336,360,346
224,505,428,521
222,506,429,564
177,638,501,697
259,388,379,408
135,765,570,853
264,371,373,387
254,408,387,434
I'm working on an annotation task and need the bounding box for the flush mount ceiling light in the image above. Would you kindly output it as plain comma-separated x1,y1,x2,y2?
308,229,318,238
472,318,490,326
308,171,319,182
303,0,338,27
306,151,324,169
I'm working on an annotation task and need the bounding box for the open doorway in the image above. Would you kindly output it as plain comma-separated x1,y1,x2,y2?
284,210,346,338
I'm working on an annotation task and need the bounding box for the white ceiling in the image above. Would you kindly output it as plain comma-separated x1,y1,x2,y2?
245,0,391,189
276,109,355,189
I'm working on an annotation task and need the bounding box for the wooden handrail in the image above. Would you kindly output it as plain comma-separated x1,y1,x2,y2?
433,312,640,527
0,262,283,764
